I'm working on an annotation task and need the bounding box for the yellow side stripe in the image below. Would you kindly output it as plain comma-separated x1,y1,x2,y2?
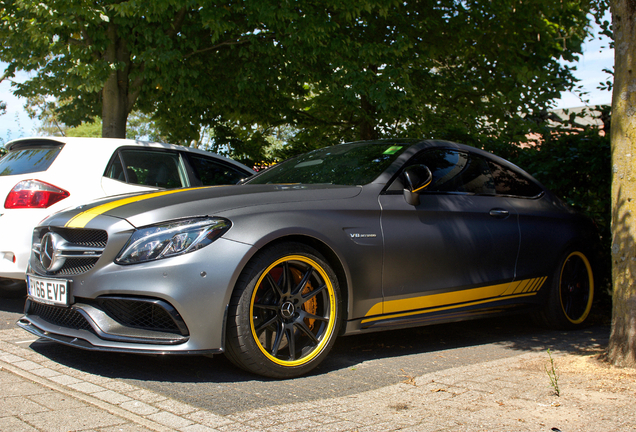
65,187,207,229
514,278,533,294
361,292,538,324
524,277,542,293
503,279,524,296
363,276,547,322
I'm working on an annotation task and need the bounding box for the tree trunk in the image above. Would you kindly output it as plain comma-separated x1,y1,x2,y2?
359,95,378,140
609,0,636,368
102,22,130,138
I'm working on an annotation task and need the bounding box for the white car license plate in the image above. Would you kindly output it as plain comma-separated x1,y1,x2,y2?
27,274,69,306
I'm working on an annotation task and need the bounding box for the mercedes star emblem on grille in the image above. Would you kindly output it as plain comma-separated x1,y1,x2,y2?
40,232,67,272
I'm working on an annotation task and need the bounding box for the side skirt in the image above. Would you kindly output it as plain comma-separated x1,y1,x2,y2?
343,297,540,335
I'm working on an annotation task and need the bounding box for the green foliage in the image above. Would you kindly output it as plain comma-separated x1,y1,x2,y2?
159,0,595,164
66,121,102,138
0,0,249,135
194,121,293,167
126,112,169,142
263,0,593,155
1,0,595,150
27,95,68,137
545,348,560,396
63,113,168,141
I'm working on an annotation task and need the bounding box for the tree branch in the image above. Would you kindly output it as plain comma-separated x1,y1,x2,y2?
185,38,252,58
166,7,187,38
294,108,351,127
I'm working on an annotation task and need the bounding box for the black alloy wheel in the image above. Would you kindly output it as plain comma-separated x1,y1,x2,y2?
225,243,342,378
537,250,594,329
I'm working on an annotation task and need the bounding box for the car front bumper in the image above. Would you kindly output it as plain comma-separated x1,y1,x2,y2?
20,236,256,354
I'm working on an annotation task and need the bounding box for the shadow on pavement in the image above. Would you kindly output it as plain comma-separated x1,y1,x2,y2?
0,295,26,313
20,314,610,415
26,314,610,383
0,295,26,330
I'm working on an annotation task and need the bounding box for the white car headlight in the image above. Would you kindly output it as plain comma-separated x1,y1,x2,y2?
116,217,231,265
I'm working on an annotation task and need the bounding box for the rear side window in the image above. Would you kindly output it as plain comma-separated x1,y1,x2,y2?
186,154,248,185
487,160,543,198
0,146,63,176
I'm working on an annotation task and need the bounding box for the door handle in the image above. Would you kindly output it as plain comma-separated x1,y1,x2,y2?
489,209,510,219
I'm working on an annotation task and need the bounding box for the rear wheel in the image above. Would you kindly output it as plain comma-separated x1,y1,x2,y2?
225,243,341,378
0,278,26,298
538,250,594,329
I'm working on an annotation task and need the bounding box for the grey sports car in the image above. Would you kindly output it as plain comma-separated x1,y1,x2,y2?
18,139,598,378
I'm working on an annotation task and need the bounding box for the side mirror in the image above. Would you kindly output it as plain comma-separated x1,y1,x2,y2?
402,164,432,206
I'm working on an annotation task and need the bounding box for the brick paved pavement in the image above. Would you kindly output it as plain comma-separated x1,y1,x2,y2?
1,327,634,432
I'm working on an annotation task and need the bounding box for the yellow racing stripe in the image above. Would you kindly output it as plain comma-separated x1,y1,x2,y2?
361,292,537,324
65,187,207,229
362,276,547,324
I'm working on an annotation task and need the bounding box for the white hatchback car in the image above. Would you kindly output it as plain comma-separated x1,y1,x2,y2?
0,137,254,297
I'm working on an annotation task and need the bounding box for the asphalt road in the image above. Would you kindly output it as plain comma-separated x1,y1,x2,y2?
1,295,610,416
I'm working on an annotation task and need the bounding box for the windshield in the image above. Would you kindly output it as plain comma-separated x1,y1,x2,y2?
247,142,408,186
0,146,63,176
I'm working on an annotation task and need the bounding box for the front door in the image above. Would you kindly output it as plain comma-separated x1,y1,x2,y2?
370,149,521,321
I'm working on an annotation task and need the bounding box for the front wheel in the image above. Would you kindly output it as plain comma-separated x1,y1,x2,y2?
225,243,342,378
537,250,594,329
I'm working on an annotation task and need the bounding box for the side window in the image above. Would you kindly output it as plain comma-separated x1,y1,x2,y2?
186,154,248,185
105,149,188,189
412,150,495,195
487,160,543,198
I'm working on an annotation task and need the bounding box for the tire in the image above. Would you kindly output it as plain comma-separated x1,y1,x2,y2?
537,250,594,329
0,278,26,298
225,243,342,378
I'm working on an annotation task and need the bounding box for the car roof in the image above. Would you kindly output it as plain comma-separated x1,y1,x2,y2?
4,137,255,173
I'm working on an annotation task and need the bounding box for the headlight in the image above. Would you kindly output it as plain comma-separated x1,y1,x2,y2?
116,217,231,265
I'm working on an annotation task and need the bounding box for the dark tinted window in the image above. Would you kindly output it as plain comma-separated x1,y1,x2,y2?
412,150,495,194
0,146,62,176
487,160,543,197
187,154,248,185
105,149,188,189
248,142,408,186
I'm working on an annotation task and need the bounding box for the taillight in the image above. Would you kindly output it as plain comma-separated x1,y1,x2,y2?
4,180,70,209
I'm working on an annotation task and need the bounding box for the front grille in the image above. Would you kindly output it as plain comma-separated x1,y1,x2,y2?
28,301,94,331
54,258,101,276
94,297,186,335
32,227,108,276
52,228,108,247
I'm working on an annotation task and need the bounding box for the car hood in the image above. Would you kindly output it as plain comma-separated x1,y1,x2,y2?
43,183,363,229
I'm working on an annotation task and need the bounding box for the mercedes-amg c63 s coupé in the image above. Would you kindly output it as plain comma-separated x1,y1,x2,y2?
18,139,598,378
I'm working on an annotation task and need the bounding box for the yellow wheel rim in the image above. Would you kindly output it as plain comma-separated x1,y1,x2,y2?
559,251,594,324
249,255,337,367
